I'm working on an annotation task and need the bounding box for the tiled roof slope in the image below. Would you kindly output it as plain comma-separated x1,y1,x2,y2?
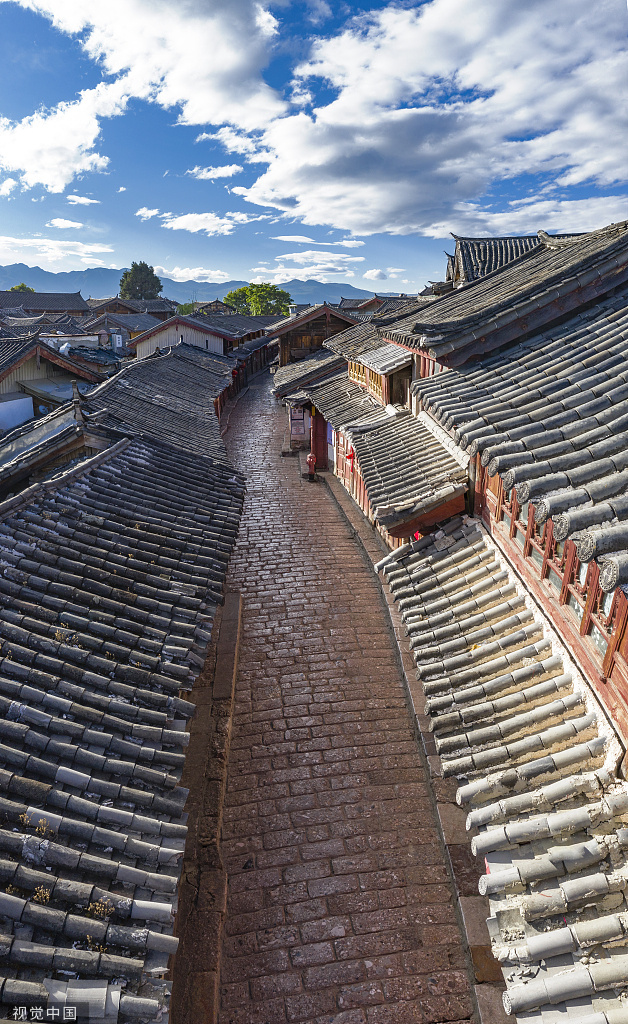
0,435,244,1019
451,236,543,283
378,516,628,1024
82,348,235,462
0,315,89,336
412,286,628,591
359,343,411,375
345,410,467,529
325,299,425,360
271,350,345,398
134,299,178,315
323,321,383,360
382,221,628,364
337,296,372,309
86,299,178,316
85,313,162,334
192,313,279,337
448,235,581,284
0,293,90,314
265,303,358,335
303,370,381,428
0,339,102,385
0,338,40,376
0,409,80,485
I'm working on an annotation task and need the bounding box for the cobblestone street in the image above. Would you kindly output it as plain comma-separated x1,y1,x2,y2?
218,373,474,1024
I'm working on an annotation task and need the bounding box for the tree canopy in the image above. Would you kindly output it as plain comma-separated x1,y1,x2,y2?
176,302,195,315
9,283,35,292
223,283,292,316
119,261,163,300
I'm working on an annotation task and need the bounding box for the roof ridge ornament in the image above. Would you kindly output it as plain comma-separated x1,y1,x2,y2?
537,229,575,249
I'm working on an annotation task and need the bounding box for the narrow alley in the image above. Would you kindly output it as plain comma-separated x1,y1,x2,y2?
218,373,474,1024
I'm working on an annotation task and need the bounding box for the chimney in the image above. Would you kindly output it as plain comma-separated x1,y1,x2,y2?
288,303,298,318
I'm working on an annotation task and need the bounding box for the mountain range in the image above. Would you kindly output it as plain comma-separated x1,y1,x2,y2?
0,264,400,306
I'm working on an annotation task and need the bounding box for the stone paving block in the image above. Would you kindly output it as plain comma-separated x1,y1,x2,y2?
216,375,474,1024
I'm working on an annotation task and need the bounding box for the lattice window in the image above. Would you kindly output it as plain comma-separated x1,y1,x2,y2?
368,371,383,401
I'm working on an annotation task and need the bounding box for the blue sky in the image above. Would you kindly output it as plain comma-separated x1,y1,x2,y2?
0,0,627,294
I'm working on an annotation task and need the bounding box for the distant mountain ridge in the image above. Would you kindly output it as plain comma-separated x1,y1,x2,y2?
0,263,399,306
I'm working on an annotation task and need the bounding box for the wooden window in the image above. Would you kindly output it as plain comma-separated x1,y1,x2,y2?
368,371,383,401
349,361,367,386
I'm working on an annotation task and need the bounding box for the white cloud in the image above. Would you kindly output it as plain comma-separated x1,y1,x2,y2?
251,247,366,283
0,178,18,196
272,235,316,243
0,233,113,266
233,0,628,236
271,235,365,247
154,264,231,283
135,207,160,220
7,0,627,240
0,79,128,192
0,0,285,192
274,249,365,267
117,186,126,192
306,0,332,25
196,127,262,157
67,194,100,205
46,217,83,229
186,164,244,180
364,269,387,280
134,205,263,236
427,196,628,237
160,210,259,236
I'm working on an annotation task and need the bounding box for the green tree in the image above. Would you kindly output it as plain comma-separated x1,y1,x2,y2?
177,302,195,315
223,286,250,314
9,282,35,292
119,261,163,300
223,283,292,315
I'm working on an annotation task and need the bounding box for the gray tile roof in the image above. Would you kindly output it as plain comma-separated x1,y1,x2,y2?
82,348,235,463
190,313,277,338
345,410,467,529
412,285,628,591
0,338,102,385
0,306,28,318
325,300,425,361
323,321,383,360
0,338,40,375
0,433,244,1018
265,303,357,335
381,221,628,364
0,293,90,314
85,313,162,334
359,343,412,375
378,516,628,1024
134,299,178,314
0,409,81,483
300,369,381,428
87,299,178,316
449,234,577,283
0,315,90,336
271,350,345,398
68,347,121,367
